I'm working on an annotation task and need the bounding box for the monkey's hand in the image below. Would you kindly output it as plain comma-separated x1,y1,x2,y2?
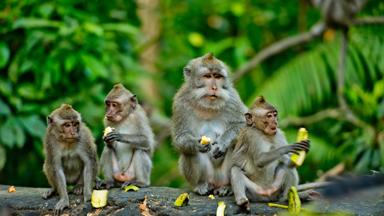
289,140,310,154
103,131,122,147
212,142,226,159
196,138,211,153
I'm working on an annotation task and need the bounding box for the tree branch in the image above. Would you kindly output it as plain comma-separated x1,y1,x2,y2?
280,108,341,128
353,16,384,25
232,22,326,83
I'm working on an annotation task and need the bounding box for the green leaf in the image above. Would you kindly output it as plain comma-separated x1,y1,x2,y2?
83,22,104,36
13,18,61,29
0,42,10,68
0,145,5,170
81,54,108,79
102,23,139,36
19,115,46,138
0,118,16,147
0,99,11,116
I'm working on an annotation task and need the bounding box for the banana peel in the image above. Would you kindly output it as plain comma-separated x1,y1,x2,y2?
288,186,301,215
91,189,108,208
267,186,301,215
174,193,189,207
216,201,226,216
123,184,140,192
208,194,215,200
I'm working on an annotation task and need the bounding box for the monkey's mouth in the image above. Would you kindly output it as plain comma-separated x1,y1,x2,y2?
207,95,218,100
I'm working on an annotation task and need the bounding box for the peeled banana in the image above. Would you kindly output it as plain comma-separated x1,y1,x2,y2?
290,128,308,167
91,189,108,208
200,136,211,145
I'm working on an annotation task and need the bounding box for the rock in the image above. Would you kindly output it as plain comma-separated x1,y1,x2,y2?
1,185,384,215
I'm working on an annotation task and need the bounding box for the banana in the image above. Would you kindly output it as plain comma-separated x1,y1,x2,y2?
200,136,211,145
91,189,108,208
174,193,189,207
291,128,308,166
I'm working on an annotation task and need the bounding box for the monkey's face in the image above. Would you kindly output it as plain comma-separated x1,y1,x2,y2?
105,95,136,123
191,67,230,110
60,120,80,141
246,109,278,136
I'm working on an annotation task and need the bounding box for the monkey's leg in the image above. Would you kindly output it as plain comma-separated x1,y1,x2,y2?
212,155,232,196
53,169,70,215
231,166,250,210
99,149,117,189
122,150,152,187
43,164,58,199
179,154,214,195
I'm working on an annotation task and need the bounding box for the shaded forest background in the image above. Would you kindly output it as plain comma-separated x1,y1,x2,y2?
0,0,383,189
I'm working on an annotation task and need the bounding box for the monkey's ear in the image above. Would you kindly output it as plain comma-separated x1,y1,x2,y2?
47,116,53,125
130,95,137,109
183,67,191,77
245,113,253,126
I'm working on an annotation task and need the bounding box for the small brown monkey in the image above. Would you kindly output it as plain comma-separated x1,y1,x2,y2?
99,84,155,188
231,96,310,210
42,104,98,214
172,53,247,196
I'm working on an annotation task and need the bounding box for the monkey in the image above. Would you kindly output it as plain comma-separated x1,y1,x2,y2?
311,0,366,28
42,104,98,215
99,83,155,188
230,96,310,210
171,53,247,196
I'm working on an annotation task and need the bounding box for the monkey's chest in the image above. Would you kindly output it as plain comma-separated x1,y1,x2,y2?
196,120,226,139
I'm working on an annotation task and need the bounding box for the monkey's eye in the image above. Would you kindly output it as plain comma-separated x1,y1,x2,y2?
63,123,71,128
213,73,223,79
267,113,274,118
111,102,118,108
203,74,212,79
73,122,79,127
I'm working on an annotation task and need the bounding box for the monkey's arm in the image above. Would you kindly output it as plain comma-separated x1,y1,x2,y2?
104,132,151,151
213,120,244,158
171,102,207,155
254,141,309,168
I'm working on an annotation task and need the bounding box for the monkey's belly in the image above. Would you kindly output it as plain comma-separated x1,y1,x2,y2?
62,156,83,184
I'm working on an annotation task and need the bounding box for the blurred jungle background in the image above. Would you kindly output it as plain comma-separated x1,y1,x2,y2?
0,0,383,189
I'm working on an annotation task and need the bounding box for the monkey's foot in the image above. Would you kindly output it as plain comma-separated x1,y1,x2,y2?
54,198,69,216
236,197,250,212
72,185,83,195
259,186,278,196
213,185,233,196
299,189,322,201
121,180,148,188
42,188,55,199
193,183,214,195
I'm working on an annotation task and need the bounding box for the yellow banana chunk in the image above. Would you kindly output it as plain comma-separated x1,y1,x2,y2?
200,136,211,145
91,189,108,208
291,128,308,167
103,127,114,138
174,193,189,207
122,184,140,192
208,194,215,200
288,186,301,215
216,201,226,216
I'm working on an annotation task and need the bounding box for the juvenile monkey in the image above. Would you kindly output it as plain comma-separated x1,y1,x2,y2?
99,84,155,188
231,96,310,209
42,104,98,214
172,53,247,196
